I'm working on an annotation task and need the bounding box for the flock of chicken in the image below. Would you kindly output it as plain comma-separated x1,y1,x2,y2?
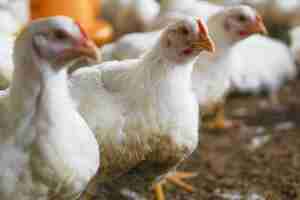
0,0,300,200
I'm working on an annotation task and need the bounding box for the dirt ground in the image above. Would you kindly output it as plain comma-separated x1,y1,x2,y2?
126,78,299,200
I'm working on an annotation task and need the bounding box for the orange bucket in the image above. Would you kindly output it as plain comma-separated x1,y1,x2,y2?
30,0,113,45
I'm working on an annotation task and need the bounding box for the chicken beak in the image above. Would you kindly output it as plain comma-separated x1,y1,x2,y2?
249,15,268,35
75,39,101,62
194,19,216,53
192,35,215,53
200,36,215,53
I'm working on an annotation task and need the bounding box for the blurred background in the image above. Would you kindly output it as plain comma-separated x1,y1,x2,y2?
2,0,300,42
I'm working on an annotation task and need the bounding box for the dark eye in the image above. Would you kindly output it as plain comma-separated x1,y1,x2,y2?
237,14,247,22
54,30,68,40
180,27,189,35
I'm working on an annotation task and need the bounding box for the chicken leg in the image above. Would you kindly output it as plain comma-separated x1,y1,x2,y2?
153,172,197,200
204,103,241,130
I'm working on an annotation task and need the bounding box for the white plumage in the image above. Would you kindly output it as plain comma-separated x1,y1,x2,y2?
100,1,220,61
0,0,29,89
192,51,232,107
101,31,161,61
151,0,222,30
230,35,297,93
69,17,214,196
101,5,271,105
160,0,222,21
0,0,29,24
0,0,29,34
0,34,14,89
152,2,295,98
0,17,100,200
101,1,219,62
191,5,268,108
101,0,160,36
224,0,300,27
0,10,22,34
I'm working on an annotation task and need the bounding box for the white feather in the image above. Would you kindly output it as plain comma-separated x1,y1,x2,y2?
0,34,15,89
152,0,222,30
101,0,160,35
230,35,297,93
0,0,28,34
101,31,161,61
224,0,300,27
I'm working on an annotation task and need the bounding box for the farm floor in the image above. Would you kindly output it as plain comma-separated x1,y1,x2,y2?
168,79,300,200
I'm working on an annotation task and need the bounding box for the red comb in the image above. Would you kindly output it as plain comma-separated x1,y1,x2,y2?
196,19,208,36
76,22,88,39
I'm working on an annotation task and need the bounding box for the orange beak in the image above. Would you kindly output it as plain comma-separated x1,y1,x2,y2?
71,22,101,61
193,19,215,53
74,38,101,61
248,15,268,35
196,36,215,53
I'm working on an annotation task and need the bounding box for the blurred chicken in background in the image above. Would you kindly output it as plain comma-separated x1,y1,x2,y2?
222,0,300,42
0,0,29,34
0,0,28,89
101,0,160,37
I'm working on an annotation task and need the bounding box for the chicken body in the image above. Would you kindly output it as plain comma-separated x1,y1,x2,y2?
70,17,214,198
0,17,100,200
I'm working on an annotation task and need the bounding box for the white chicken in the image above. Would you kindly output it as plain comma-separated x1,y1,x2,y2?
0,16,100,200
230,35,297,95
101,31,161,61
70,17,214,200
101,1,218,62
0,34,14,89
0,0,29,89
224,0,300,27
0,0,29,34
160,0,222,21
101,0,160,36
192,5,268,129
152,0,222,30
100,5,268,129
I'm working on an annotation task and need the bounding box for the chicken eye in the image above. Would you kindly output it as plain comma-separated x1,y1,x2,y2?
54,30,68,40
237,14,247,22
180,27,189,35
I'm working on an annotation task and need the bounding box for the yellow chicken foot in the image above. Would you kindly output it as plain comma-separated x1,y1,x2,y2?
154,182,165,200
204,103,241,130
153,172,197,200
